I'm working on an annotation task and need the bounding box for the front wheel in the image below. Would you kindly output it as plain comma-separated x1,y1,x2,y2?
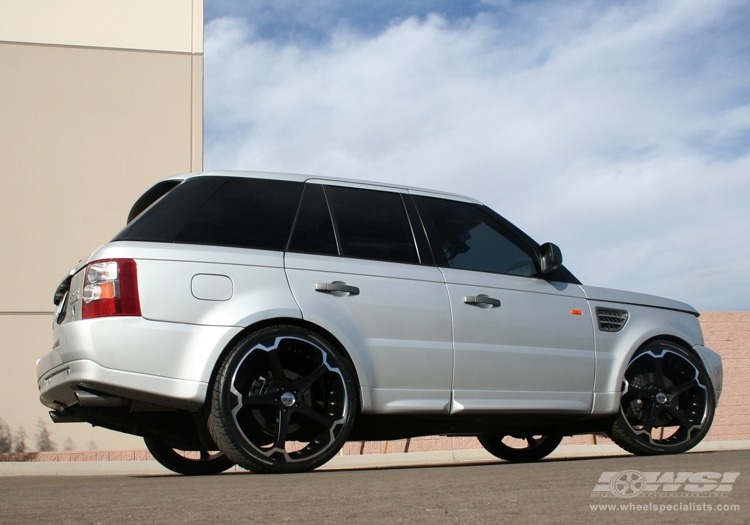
478,434,563,462
609,340,715,455
144,438,234,475
209,325,357,474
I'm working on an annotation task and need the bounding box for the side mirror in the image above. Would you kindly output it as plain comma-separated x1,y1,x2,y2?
539,242,563,275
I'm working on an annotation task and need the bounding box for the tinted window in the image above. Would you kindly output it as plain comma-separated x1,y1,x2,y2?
175,178,303,251
326,186,419,264
114,176,227,243
420,197,538,276
126,180,182,224
287,184,338,256
114,176,304,251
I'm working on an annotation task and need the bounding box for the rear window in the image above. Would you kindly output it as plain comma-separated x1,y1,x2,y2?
126,180,182,224
113,176,304,252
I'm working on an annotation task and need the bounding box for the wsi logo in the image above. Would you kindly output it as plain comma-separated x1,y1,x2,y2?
592,471,740,498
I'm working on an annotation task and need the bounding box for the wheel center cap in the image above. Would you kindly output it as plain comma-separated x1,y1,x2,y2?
655,392,668,404
280,391,296,407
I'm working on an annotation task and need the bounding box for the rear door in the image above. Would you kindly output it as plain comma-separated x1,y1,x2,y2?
285,183,453,414
415,196,596,414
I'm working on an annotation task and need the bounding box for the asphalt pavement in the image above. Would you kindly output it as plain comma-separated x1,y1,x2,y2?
0,441,750,525
1,439,747,476
0,446,747,524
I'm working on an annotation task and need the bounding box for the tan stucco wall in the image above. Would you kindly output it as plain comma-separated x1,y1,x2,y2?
0,42,202,311
0,0,203,450
0,0,202,53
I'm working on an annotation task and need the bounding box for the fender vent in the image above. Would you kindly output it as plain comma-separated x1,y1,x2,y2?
596,307,629,332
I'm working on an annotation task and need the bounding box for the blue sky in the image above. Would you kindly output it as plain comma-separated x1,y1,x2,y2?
202,0,750,310
205,0,492,41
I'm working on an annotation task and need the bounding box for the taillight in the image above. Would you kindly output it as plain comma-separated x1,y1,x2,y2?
81,259,141,319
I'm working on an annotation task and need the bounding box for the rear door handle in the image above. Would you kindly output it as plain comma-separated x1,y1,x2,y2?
315,281,360,296
463,294,501,308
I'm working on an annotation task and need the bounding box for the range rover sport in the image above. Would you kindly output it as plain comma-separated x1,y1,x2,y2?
37,171,723,474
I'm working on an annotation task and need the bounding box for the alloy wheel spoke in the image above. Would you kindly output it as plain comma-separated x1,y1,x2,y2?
664,405,693,430
273,409,293,450
668,378,698,398
294,363,328,395
267,349,288,387
297,403,336,430
652,356,665,389
627,385,654,400
241,393,279,407
643,403,662,433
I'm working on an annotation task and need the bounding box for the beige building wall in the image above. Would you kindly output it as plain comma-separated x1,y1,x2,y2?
0,0,203,450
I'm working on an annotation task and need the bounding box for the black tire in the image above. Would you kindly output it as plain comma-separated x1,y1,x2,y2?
208,325,357,474
609,340,715,455
478,434,563,462
144,438,234,475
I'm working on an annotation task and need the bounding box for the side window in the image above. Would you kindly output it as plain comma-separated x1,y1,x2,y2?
420,197,538,276
287,184,338,256
113,176,228,243
175,178,304,251
325,186,419,264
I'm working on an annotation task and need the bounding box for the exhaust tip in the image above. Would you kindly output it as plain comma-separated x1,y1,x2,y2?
74,389,124,407
49,410,83,423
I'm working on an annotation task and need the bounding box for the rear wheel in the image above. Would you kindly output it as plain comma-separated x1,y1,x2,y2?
209,325,357,474
478,434,563,462
609,340,715,455
144,438,234,475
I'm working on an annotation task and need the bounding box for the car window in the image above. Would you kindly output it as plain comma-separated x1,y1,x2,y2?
126,180,183,224
420,197,538,276
174,178,304,251
287,184,339,256
113,176,228,243
325,186,419,265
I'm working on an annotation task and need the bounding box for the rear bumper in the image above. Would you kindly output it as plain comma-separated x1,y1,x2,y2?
37,316,242,411
38,359,209,411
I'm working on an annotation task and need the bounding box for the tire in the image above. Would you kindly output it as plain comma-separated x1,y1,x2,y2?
208,325,357,474
609,340,715,455
144,438,234,475
478,434,563,462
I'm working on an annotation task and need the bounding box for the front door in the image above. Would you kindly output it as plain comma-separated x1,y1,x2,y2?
415,195,595,414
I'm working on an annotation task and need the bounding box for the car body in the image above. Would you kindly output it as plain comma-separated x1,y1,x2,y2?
37,171,723,474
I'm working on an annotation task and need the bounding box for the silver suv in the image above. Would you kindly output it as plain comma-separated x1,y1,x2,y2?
37,171,723,474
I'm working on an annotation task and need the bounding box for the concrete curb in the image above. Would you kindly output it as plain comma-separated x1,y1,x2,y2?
1,440,748,476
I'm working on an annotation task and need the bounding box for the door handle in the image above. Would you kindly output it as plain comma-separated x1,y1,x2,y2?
463,294,501,308
315,281,360,296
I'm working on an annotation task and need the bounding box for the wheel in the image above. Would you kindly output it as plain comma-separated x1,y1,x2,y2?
478,434,563,462
208,325,357,474
144,437,234,475
609,340,715,455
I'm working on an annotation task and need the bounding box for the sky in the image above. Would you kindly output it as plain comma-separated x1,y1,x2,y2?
202,0,750,311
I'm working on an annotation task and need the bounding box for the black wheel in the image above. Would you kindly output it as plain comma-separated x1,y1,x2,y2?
208,325,357,474
144,438,234,475
478,434,563,462
609,340,715,455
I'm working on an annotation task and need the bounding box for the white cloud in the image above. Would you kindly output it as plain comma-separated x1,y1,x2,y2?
204,0,750,310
